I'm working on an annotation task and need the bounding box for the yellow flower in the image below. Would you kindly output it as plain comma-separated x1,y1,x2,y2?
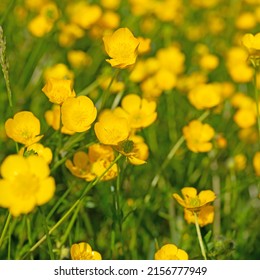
137,37,151,55
199,53,219,71
67,50,92,68
66,144,117,181
117,135,149,165
103,27,139,69
20,143,53,164
113,94,157,129
173,187,216,212
70,242,102,260
0,154,55,217
42,78,76,105
183,120,215,153
44,105,75,135
233,108,256,128
253,151,260,176
27,15,53,37
188,83,222,110
5,111,43,146
234,154,247,171
154,244,188,260
43,63,74,83
61,96,97,133
236,12,257,30
94,110,130,145
184,205,214,227
241,32,260,65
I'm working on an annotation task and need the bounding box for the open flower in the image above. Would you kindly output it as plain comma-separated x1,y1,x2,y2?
183,120,215,153
241,32,260,65
61,96,97,133
113,94,157,129
103,27,139,69
42,78,76,105
70,242,102,260
19,143,53,164
94,110,130,145
5,111,43,146
154,244,188,260
184,205,214,227
0,154,55,217
173,187,216,213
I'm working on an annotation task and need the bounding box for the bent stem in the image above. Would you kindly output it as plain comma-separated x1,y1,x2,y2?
193,211,207,260
22,153,122,259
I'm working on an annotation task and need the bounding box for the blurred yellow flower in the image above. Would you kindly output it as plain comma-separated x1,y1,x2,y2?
61,96,97,133
173,187,216,213
70,242,102,260
188,83,222,110
42,78,76,105
5,111,43,147
236,12,257,30
253,151,260,176
183,120,215,153
154,244,188,260
233,108,256,128
113,94,157,129
67,50,92,68
20,143,53,164
137,37,151,55
199,53,219,71
0,154,55,217
234,154,247,171
103,27,139,69
27,15,53,37
184,205,214,227
43,63,74,82
242,32,260,64
94,111,130,145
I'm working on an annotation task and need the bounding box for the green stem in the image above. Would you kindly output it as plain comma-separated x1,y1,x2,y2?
78,79,100,96
193,211,207,260
0,211,11,249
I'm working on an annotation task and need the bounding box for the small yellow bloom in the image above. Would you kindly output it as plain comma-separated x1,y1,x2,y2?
67,50,92,68
233,108,256,128
42,78,76,105
199,53,219,71
183,120,215,153
184,205,214,227
173,187,216,212
91,158,118,181
113,94,157,129
103,27,139,69
234,154,247,171
20,143,53,164
236,12,257,30
5,111,43,147
70,242,102,260
27,15,53,37
61,96,97,133
43,63,74,82
154,244,188,260
188,83,222,110
253,151,260,176
137,37,151,55
94,111,130,145
241,32,260,65
0,155,55,217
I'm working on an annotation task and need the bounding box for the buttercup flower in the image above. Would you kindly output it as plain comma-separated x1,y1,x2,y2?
253,151,260,176
61,96,97,133
183,120,215,153
5,111,43,146
70,242,102,260
0,154,55,217
43,63,74,82
184,205,214,227
20,143,53,164
173,187,216,212
94,110,130,145
42,78,76,105
154,244,188,260
241,32,260,65
103,27,139,69
113,94,157,129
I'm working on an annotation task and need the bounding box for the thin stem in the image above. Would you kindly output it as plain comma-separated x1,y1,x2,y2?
193,211,207,260
0,211,11,249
